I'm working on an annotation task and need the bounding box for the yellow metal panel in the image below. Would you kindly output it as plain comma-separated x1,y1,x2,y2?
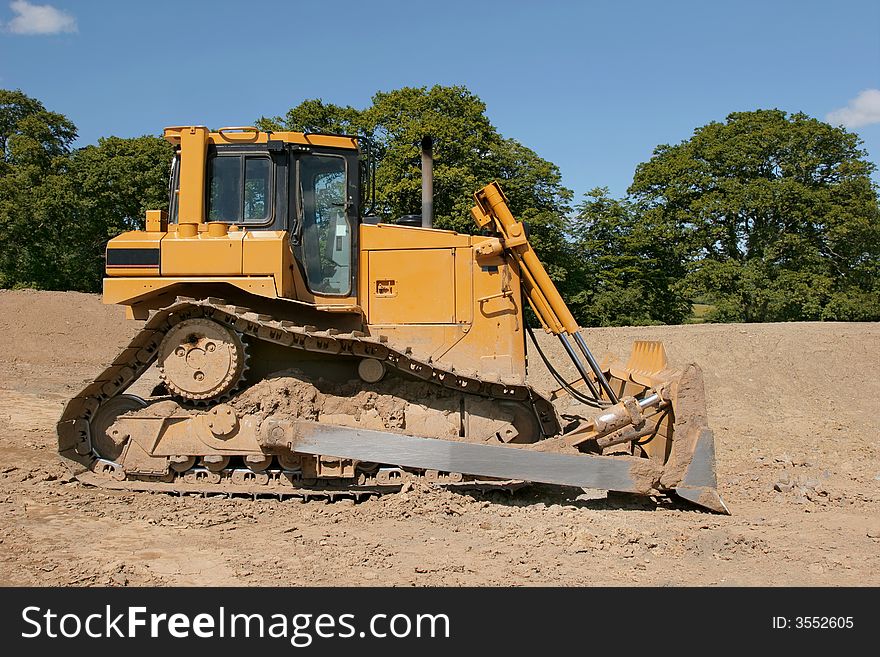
358,229,371,310
103,277,278,306
435,256,526,382
454,247,474,325
480,355,514,378
242,231,300,301
242,231,285,276
107,267,159,277
105,231,162,277
360,223,472,250
369,322,524,383
368,249,456,324
145,210,168,232
162,231,243,276
176,126,209,225
365,325,464,362
106,231,162,247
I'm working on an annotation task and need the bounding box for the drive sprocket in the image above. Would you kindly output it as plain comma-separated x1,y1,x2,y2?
157,318,247,403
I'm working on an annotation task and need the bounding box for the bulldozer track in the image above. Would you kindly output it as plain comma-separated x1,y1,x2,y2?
57,296,560,498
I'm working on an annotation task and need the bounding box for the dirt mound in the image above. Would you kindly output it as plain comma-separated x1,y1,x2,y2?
231,372,426,435
226,370,531,443
0,289,878,586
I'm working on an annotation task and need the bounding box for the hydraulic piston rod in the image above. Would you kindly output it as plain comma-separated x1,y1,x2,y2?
559,333,603,400
573,332,619,403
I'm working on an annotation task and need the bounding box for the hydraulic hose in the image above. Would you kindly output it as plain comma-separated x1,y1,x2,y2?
525,323,611,409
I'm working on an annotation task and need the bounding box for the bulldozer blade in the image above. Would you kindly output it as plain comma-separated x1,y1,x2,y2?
658,364,729,514
604,343,729,514
672,427,729,514
287,422,665,495
282,419,729,512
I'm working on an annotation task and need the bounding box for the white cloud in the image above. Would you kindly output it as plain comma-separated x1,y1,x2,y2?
5,0,77,35
826,89,880,129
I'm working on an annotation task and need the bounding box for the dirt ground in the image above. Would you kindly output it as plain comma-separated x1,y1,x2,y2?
0,289,878,586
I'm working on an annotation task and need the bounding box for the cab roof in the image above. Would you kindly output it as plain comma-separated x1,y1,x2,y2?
163,126,358,151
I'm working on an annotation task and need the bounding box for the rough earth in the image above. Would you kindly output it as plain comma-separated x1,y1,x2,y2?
0,289,878,586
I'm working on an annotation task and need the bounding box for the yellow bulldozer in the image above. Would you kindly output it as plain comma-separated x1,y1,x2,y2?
57,125,728,513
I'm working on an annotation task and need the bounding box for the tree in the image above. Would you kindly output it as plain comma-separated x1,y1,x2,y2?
0,89,78,289
61,136,173,290
0,89,76,171
0,89,172,291
629,109,880,322
567,188,690,326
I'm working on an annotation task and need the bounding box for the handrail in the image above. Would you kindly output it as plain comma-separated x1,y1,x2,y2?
216,126,261,139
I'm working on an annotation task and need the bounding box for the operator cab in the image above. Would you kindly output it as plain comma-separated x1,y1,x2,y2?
165,127,364,297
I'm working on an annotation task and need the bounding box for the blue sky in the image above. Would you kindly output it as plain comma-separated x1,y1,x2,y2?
2,0,879,200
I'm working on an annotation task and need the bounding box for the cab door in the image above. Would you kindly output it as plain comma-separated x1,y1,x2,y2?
289,152,359,302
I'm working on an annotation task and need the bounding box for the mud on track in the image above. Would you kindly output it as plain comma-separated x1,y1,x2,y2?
0,289,878,586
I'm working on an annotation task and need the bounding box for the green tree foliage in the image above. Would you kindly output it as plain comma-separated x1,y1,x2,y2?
258,85,576,291
0,89,172,291
567,188,690,326
0,89,76,171
629,109,880,322
0,89,78,289
63,136,174,290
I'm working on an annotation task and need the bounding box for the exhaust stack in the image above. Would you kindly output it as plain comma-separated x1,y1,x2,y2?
421,135,433,228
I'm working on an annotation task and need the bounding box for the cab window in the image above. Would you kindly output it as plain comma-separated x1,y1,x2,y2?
169,153,179,223
207,155,272,223
299,155,350,295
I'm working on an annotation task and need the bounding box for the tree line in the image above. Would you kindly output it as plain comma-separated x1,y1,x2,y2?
1,87,878,323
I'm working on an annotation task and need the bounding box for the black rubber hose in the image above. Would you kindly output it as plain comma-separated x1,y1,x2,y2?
525,323,610,409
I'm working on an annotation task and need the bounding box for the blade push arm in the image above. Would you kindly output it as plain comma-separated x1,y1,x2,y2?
471,181,619,403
